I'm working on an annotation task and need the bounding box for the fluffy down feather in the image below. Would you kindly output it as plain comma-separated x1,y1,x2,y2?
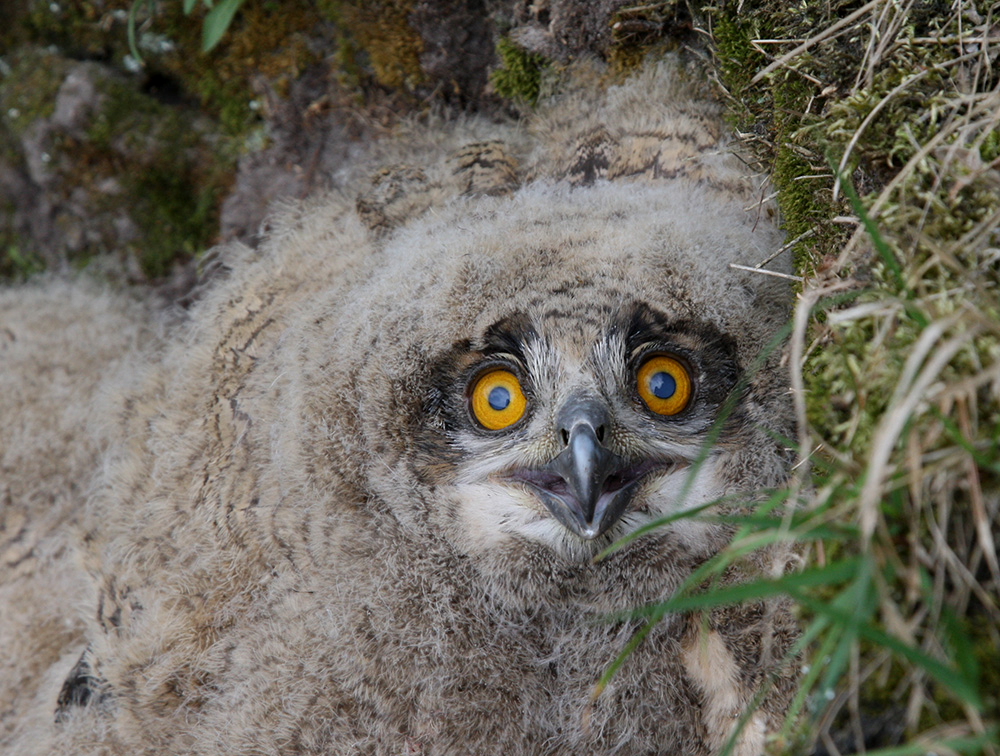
0,60,799,755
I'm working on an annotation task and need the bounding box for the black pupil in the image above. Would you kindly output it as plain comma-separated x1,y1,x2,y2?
488,385,511,411
650,371,677,400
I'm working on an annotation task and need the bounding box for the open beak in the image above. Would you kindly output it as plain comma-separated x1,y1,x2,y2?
512,397,646,540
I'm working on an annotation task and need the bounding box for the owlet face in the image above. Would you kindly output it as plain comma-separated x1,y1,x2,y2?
328,181,790,572
428,300,747,560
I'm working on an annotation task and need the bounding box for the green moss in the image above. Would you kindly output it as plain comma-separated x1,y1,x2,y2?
77,73,230,277
0,241,45,280
804,283,915,451
817,53,953,185
772,147,822,241
711,12,848,268
981,130,1000,163
491,37,547,106
711,13,767,125
330,31,366,94
128,164,220,278
0,48,72,135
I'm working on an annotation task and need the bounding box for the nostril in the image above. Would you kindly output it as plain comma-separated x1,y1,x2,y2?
559,428,570,446
595,424,606,443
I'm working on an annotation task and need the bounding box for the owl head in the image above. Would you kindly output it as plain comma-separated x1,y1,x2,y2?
276,173,792,609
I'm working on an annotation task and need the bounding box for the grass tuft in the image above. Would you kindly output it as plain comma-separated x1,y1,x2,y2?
710,1,1000,750
607,2,1000,752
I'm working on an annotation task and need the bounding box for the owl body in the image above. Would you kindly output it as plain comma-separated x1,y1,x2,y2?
1,61,797,755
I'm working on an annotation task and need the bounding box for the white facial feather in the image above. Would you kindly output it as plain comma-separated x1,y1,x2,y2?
453,451,726,556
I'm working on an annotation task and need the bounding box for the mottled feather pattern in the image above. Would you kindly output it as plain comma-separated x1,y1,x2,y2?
1,59,798,755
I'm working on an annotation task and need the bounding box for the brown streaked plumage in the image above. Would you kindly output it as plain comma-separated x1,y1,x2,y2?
1,59,798,755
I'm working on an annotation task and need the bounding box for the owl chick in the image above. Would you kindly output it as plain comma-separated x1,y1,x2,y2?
0,59,798,755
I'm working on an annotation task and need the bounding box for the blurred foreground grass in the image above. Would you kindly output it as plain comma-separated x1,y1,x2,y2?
612,2,999,752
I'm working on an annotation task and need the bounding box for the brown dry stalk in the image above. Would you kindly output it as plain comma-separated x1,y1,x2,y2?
749,0,885,84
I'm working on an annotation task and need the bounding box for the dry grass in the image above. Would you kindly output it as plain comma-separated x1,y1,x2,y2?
606,2,999,753
710,0,1000,752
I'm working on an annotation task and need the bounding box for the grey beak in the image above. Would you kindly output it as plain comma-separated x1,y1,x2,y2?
527,397,639,540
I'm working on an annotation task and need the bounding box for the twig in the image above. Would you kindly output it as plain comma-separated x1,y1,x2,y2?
957,398,1000,584
750,0,884,84
909,35,1000,45
753,229,816,270
728,264,804,282
743,191,779,211
832,65,935,201
858,320,979,541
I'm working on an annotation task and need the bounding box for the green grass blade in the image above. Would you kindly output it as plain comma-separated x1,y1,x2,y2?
591,620,655,699
790,588,983,708
850,730,999,756
202,0,244,51
621,558,862,619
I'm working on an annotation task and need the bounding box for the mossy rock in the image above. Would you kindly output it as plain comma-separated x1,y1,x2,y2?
12,0,325,139
85,72,229,277
324,0,425,92
0,48,73,136
0,50,232,280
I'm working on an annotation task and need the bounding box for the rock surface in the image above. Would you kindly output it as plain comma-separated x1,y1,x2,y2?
1,0,681,287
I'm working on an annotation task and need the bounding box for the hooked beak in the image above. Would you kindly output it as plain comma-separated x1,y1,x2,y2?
511,397,647,540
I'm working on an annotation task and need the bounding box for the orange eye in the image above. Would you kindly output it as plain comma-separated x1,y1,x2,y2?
470,369,528,430
637,355,692,416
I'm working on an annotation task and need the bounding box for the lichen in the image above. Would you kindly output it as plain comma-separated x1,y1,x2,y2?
321,0,425,93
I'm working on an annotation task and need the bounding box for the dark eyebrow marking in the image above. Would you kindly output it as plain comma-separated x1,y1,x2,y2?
618,302,672,356
481,311,539,363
